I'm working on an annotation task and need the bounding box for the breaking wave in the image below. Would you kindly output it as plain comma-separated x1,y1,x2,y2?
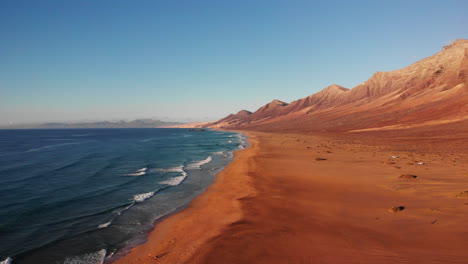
127,167,147,176
156,165,188,186
63,249,106,264
0,257,12,264
155,165,184,173
133,192,155,202
158,175,186,186
186,156,212,169
97,221,111,229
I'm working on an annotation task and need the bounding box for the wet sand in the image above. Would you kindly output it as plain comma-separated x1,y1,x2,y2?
114,131,468,264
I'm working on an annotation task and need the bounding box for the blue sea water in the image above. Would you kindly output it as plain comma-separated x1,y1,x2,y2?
0,128,247,264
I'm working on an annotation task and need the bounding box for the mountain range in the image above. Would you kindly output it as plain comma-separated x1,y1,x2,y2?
205,39,468,133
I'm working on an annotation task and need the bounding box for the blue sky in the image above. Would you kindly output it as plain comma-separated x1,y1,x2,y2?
1,0,467,124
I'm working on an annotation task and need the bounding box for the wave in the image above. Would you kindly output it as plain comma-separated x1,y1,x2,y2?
0,152,109,188
186,156,212,169
127,167,147,176
137,167,147,172
63,249,106,264
140,138,156,142
97,221,111,229
71,133,94,137
0,257,12,264
155,165,184,173
116,203,134,216
156,165,188,186
213,150,233,158
236,133,248,149
24,142,84,153
159,175,186,186
133,192,155,202
127,171,145,176
105,249,116,260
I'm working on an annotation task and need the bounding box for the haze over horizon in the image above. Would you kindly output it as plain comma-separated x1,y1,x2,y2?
1,0,467,125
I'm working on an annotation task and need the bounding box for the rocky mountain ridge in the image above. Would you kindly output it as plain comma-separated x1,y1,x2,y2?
205,39,468,132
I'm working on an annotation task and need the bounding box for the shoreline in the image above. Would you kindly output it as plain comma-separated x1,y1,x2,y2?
113,131,468,264
111,130,257,264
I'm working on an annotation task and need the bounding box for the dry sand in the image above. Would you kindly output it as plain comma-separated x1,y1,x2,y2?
113,131,468,264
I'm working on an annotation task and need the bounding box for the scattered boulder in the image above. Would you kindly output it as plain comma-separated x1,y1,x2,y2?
399,174,417,179
388,206,405,213
455,191,468,198
394,166,401,169
315,158,327,161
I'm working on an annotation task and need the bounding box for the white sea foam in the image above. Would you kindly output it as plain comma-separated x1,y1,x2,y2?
213,151,224,155
228,140,233,143
159,175,186,186
155,165,184,173
127,171,146,176
186,156,212,169
133,192,155,202
0,257,12,264
98,221,111,229
105,249,116,260
235,133,248,150
63,249,106,264
157,165,188,185
116,204,133,216
127,167,147,176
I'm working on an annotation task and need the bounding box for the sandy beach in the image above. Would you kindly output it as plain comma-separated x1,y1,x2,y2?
114,130,468,264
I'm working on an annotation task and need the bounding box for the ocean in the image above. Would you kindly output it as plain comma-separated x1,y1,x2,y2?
0,128,247,264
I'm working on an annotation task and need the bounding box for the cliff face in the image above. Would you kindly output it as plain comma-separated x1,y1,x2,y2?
206,39,468,132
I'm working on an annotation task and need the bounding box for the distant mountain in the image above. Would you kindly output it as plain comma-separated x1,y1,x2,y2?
206,39,468,132
1,119,184,129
